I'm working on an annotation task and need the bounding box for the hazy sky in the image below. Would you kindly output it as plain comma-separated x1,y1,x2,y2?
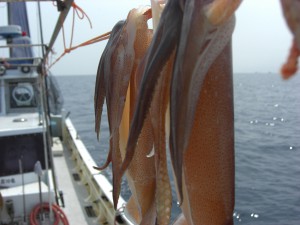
0,0,295,75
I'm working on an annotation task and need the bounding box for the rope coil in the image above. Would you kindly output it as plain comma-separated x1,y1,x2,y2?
30,203,69,225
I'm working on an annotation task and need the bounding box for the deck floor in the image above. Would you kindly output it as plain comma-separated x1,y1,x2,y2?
53,139,98,225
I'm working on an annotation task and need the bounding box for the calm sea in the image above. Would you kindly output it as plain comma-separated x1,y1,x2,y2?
57,73,300,225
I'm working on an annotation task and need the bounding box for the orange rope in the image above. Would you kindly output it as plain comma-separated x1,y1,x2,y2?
72,2,92,29
47,1,95,69
48,31,111,69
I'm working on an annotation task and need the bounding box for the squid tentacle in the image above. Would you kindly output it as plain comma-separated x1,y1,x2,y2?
120,0,184,179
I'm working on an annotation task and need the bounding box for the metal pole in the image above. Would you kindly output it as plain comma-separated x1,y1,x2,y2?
19,157,27,224
37,0,45,58
38,70,54,222
44,0,74,59
36,1,59,219
34,161,44,223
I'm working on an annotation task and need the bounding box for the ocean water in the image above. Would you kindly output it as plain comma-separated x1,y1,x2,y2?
57,73,300,225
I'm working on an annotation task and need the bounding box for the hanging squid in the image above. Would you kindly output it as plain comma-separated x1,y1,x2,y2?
94,6,157,223
119,0,241,224
93,0,300,224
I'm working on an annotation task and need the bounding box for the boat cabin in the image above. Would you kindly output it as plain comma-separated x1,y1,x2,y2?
0,25,47,180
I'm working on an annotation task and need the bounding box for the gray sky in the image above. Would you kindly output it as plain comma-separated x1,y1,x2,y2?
0,0,295,75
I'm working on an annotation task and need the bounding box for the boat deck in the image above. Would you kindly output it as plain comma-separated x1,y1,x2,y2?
0,113,43,137
52,138,97,225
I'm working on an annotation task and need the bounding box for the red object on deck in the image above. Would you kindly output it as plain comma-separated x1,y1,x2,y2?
30,203,69,225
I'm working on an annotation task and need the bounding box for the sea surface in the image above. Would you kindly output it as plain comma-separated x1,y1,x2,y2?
56,73,300,225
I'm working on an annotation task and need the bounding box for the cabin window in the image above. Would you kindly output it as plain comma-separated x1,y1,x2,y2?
0,133,46,177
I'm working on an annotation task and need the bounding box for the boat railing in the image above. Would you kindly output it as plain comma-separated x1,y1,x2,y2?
0,0,74,69
0,41,45,70
0,57,41,61
0,57,42,66
62,118,134,225
0,43,47,49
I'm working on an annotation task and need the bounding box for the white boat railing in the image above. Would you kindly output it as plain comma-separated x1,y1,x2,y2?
62,117,134,225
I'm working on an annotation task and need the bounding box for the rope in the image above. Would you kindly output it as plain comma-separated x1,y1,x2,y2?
30,203,69,225
48,1,105,69
48,31,111,69
72,2,92,29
